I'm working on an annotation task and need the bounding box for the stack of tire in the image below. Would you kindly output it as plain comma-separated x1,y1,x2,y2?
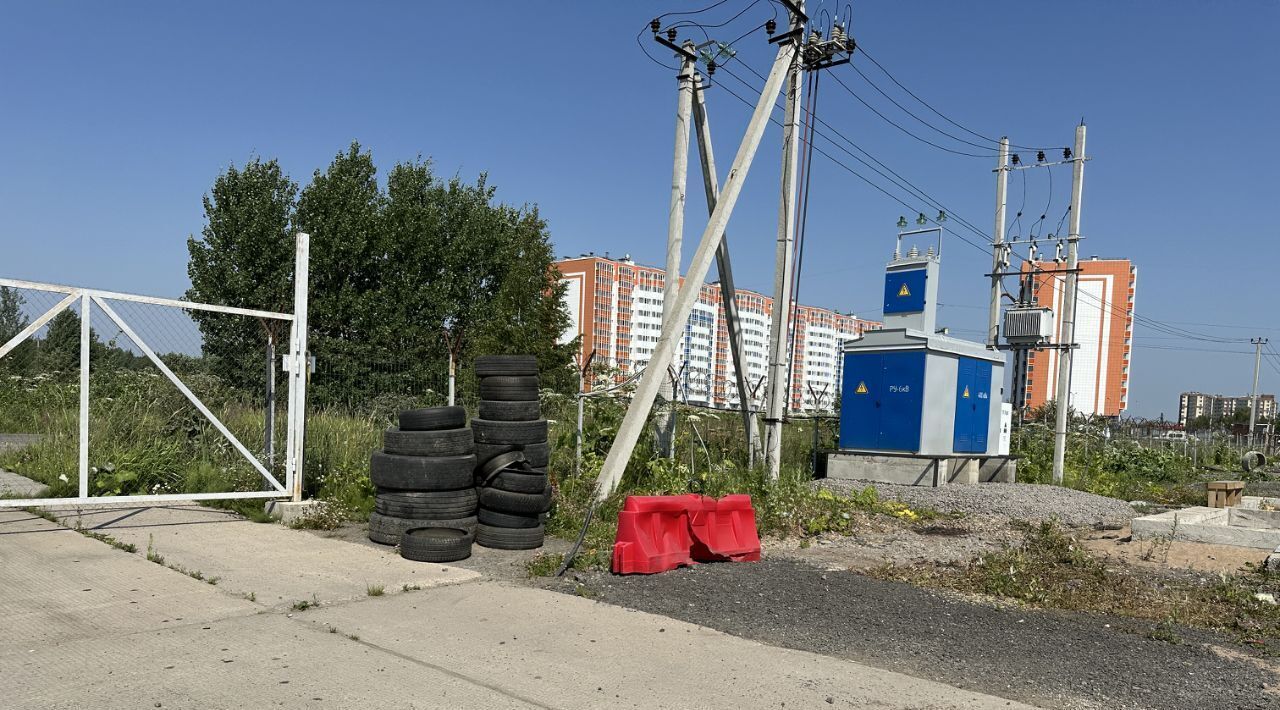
368,406,476,562
472,355,550,550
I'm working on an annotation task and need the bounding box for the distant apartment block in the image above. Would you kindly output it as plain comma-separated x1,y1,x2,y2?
555,254,881,412
1179,391,1276,426
1023,256,1136,418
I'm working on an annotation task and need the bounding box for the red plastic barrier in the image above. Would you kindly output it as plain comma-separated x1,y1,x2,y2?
611,494,761,574
688,494,762,563
611,495,696,574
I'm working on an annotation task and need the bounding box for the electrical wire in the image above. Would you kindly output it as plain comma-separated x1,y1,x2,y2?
827,72,999,158
855,44,1060,152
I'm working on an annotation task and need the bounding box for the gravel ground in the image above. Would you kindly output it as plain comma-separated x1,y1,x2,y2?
558,559,1279,710
821,478,1140,527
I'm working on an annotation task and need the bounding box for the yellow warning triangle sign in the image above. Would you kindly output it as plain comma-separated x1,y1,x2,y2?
855,381,868,394
897,283,911,297
962,386,970,399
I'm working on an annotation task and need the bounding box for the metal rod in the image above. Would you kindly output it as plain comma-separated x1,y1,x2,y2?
593,41,798,502
290,232,311,502
0,490,286,509
0,277,294,321
78,293,90,498
1052,124,1087,485
0,291,78,359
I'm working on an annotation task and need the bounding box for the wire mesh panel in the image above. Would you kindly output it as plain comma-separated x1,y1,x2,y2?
0,278,296,505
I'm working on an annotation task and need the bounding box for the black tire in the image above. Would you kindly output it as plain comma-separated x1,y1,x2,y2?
370,452,475,491
368,513,477,545
475,442,549,468
478,485,552,515
479,376,539,401
475,355,538,377
383,428,473,456
400,527,473,562
489,469,548,494
478,507,542,529
475,523,545,550
398,406,466,432
471,418,548,445
375,488,478,519
478,399,541,421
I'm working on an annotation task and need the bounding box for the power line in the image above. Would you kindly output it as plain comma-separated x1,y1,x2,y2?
826,71,999,158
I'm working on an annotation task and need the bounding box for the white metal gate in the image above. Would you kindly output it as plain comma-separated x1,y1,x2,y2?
0,233,310,507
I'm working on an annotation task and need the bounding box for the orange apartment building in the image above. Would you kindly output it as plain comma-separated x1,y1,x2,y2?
1022,256,1136,417
555,254,880,412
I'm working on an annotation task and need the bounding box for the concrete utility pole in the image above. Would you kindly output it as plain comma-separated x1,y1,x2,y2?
593,39,799,502
1250,337,1267,447
691,75,763,466
764,3,806,480
989,137,1010,348
655,41,698,459
1052,124,1087,485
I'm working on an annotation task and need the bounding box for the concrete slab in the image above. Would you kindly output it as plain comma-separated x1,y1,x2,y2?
1131,506,1280,550
264,499,324,525
0,469,48,498
303,580,1039,710
827,452,1016,487
47,504,480,609
1,600,546,710
0,509,256,646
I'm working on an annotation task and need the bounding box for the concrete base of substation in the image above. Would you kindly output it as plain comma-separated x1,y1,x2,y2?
825,451,1017,487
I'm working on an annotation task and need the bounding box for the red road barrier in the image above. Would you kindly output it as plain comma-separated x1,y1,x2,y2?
688,494,762,563
611,494,761,574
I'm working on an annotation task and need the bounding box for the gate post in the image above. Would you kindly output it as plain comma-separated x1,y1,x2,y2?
288,232,310,502
78,292,90,497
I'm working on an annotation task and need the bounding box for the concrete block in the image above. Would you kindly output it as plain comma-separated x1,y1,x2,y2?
978,457,1017,483
947,458,979,485
1229,507,1280,530
826,453,944,487
264,499,323,526
1131,506,1280,550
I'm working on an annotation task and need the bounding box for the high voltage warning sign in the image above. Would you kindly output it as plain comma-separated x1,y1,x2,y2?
962,386,970,399
855,381,868,394
897,283,911,297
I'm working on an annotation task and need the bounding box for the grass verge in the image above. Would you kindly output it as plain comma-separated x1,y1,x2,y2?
869,521,1280,654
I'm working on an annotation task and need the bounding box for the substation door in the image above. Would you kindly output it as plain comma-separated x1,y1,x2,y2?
840,351,925,452
952,357,992,454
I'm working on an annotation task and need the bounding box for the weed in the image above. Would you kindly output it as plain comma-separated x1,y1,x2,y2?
291,595,319,612
145,534,165,565
1149,620,1182,644
366,583,384,597
244,591,257,602
77,528,138,553
347,634,360,641
288,501,354,531
401,583,421,592
872,522,1280,652
525,553,565,578
574,583,597,599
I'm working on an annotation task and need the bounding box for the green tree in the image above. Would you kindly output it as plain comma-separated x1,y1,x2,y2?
0,286,33,373
41,309,88,372
186,157,298,389
295,143,387,405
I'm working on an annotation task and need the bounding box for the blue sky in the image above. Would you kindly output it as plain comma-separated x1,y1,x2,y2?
2,1,1278,419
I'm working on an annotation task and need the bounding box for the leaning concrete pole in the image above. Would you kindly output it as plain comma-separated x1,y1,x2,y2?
594,44,798,502
1249,337,1266,447
691,76,763,467
655,43,698,460
764,5,806,480
1052,124,1086,485
989,137,1010,348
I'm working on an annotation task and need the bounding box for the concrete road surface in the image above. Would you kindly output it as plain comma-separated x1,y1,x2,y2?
0,505,1039,709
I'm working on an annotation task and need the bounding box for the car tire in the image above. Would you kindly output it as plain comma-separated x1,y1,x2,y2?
398,406,466,432
477,400,541,421
478,376,539,401
383,428,474,456
374,488,478,519
370,452,475,491
400,527,473,562
368,512,478,545
475,523,545,550
475,442,549,468
471,418,548,445
478,485,552,515
474,355,538,377
488,469,548,494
